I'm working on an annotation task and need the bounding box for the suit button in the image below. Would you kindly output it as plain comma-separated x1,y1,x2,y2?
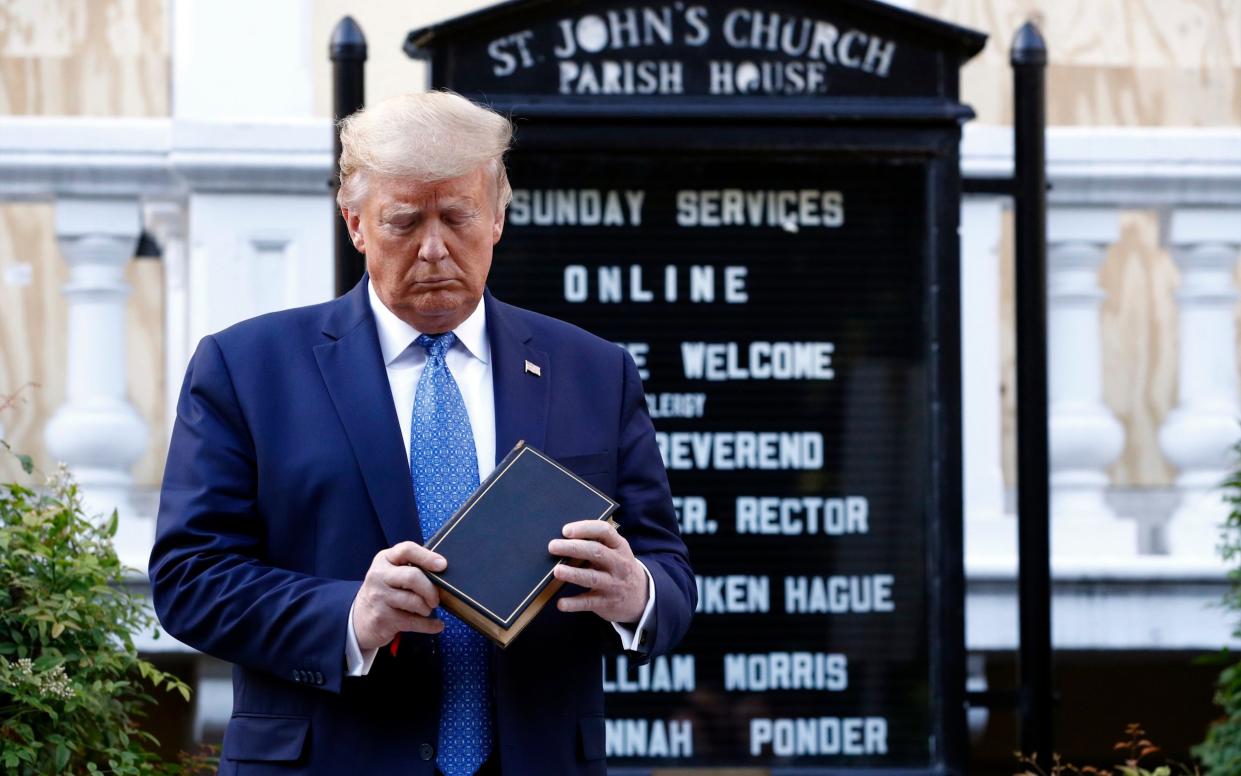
419,743,434,761
314,671,324,684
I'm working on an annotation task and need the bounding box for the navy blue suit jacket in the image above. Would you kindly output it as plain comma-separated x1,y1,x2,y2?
149,279,695,774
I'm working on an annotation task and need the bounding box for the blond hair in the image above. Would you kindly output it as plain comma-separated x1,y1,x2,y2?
336,90,513,211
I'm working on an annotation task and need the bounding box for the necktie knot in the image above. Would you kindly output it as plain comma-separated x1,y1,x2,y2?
416,332,456,362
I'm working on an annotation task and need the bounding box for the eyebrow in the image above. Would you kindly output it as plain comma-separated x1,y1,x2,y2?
438,197,481,213
380,198,480,222
380,205,420,222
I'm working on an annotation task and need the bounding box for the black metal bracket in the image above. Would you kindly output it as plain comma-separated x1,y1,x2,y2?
962,176,1017,197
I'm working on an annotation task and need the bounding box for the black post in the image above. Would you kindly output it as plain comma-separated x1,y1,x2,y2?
1012,20,1053,767
331,16,367,298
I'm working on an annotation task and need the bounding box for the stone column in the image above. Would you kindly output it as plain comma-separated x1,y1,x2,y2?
1047,207,1138,556
144,201,190,436
44,198,149,568
961,196,1014,561
1160,207,1241,561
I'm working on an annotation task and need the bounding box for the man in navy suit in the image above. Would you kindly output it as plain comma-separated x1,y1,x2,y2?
149,91,695,775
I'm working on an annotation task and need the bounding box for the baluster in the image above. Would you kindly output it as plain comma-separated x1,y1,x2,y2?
1047,207,1138,556
43,197,150,569
1159,207,1241,561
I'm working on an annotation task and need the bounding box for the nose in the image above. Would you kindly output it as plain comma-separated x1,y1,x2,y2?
417,221,449,263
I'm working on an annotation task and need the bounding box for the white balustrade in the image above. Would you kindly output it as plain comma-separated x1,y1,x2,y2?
1046,206,1137,556
3,117,1241,653
1159,207,1241,562
43,197,150,568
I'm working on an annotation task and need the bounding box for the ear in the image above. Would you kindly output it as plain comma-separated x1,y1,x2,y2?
340,206,366,252
491,204,505,246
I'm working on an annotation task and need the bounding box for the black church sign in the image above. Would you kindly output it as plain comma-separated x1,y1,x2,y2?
407,2,985,772
408,1,981,101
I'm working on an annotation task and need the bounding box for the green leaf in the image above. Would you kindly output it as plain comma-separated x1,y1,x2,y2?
176,683,191,703
16,454,33,475
0,459,194,773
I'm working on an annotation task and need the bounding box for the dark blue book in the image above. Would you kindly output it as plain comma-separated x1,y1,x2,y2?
424,440,618,646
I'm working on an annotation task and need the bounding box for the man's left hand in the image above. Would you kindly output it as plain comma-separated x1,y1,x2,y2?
549,520,649,625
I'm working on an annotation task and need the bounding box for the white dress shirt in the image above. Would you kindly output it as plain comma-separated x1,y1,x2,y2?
346,283,655,675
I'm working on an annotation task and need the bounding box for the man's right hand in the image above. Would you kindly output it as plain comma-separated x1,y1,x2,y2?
352,542,447,652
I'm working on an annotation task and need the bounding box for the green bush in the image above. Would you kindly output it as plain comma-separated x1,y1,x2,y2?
1195,438,1241,774
0,443,208,775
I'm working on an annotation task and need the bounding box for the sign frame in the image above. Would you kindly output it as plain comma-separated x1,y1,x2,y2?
406,3,984,772
506,118,966,776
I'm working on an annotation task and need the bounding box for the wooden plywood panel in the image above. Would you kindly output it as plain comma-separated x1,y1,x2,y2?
916,0,1241,126
1043,65,1241,126
127,257,165,486
1099,211,1178,486
0,0,169,116
0,205,66,482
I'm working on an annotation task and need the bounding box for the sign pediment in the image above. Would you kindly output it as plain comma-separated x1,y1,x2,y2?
406,0,985,104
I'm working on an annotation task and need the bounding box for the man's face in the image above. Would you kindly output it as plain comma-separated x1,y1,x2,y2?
343,165,505,333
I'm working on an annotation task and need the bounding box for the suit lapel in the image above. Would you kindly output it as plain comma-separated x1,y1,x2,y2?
314,279,422,547
486,291,549,465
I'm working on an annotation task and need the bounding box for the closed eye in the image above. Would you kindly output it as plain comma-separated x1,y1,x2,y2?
382,212,418,231
442,207,480,227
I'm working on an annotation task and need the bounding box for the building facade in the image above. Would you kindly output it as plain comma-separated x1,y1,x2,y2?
1,0,1239,769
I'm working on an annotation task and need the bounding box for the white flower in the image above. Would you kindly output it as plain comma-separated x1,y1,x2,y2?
3,658,75,700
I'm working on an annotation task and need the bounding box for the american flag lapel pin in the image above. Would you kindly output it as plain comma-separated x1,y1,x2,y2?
524,359,542,377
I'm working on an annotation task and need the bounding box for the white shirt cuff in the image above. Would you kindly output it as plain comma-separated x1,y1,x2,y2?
345,600,380,677
611,559,656,652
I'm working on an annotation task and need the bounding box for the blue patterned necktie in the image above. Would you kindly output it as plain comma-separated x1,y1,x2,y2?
409,332,492,776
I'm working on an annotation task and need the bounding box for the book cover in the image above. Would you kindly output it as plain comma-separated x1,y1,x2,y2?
423,440,618,647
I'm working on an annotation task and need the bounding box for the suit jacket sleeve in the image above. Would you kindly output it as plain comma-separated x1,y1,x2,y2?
615,348,696,658
149,335,359,693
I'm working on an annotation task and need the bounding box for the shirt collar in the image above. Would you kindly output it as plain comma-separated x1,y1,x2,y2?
367,279,490,367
